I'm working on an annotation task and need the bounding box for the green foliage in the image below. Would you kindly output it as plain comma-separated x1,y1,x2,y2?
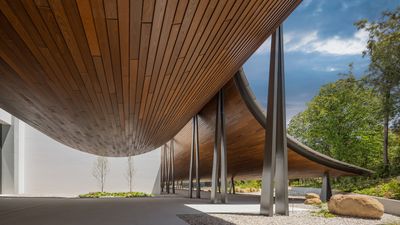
355,7,400,170
79,192,152,198
311,203,336,218
332,176,383,192
354,178,400,200
289,179,322,188
234,180,262,189
288,67,383,169
355,7,400,112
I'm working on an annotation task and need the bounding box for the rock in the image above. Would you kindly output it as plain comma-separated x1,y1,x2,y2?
305,193,320,199
304,198,322,205
328,194,384,219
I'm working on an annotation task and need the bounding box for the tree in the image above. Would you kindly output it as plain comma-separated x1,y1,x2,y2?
288,66,383,169
355,7,400,171
126,156,135,192
92,157,109,192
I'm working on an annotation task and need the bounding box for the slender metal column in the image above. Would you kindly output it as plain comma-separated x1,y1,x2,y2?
274,25,289,216
165,144,169,193
320,172,332,202
161,145,164,192
260,28,279,217
163,145,167,193
211,92,221,203
166,144,170,194
195,115,201,198
220,90,228,203
171,140,175,194
231,176,235,194
188,117,195,198
169,142,173,194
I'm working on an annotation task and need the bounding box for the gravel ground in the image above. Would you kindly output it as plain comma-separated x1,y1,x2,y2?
178,211,400,225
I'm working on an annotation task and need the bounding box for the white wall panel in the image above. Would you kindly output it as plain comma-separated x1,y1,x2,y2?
21,122,160,196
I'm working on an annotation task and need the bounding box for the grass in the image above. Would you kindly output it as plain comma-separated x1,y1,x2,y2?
79,192,153,198
311,203,336,218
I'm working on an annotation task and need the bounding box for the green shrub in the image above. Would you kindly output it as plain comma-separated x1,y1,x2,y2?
234,180,262,189
311,203,336,218
290,178,322,188
79,192,152,198
354,178,400,200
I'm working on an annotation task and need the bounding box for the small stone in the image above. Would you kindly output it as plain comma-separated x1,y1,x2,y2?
328,194,384,219
305,198,322,205
305,193,320,199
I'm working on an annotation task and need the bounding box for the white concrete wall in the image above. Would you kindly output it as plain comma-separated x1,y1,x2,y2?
23,124,161,196
0,109,161,196
1,123,14,194
13,118,25,194
0,108,12,125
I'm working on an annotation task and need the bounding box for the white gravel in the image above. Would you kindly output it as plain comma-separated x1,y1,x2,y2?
178,211,400,225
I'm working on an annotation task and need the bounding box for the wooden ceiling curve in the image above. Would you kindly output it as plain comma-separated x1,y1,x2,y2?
172,72,372,180
0,0,300,156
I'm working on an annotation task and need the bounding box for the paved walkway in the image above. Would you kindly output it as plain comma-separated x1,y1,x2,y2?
0,190,308,225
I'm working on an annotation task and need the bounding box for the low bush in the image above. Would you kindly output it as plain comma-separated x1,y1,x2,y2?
311,203,335,218
354,178,400,200
234,180,261,189
79,192,152,198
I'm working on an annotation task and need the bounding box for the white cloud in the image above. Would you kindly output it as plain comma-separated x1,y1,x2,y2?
285,29,368,55
311,65,341,72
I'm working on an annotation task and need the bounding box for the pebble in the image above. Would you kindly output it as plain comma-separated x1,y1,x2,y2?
178,211,400,225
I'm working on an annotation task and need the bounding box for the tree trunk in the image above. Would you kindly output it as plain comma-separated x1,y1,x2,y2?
383,113,389,170
383,91,390,175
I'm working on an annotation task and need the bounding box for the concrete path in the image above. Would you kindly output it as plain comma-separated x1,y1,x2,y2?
0,195,199,225
0,191,308,225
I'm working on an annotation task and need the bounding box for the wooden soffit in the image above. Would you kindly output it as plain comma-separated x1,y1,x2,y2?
0,0,300,156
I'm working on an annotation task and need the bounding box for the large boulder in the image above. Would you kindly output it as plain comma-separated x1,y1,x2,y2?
328,194,384,219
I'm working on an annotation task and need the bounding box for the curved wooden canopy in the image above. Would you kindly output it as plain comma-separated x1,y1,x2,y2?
173,70,372,180
0,0,301,156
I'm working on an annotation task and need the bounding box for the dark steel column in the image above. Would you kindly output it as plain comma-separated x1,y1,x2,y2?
171,140,175,194
274,25,289,216
188,117,195,198
320,172,332,202
211,93,221,203
165,144,169,193
161,144,164,192
220,90,228,203
195,115,201,198
231,176,235,194
260,28,279,217
261,25,288,216
166,144,170,194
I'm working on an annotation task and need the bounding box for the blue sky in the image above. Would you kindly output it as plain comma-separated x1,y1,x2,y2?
243,0,400,122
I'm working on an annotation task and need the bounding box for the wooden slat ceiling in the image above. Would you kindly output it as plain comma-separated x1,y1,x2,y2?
173,77,371,180
0,0,300,156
